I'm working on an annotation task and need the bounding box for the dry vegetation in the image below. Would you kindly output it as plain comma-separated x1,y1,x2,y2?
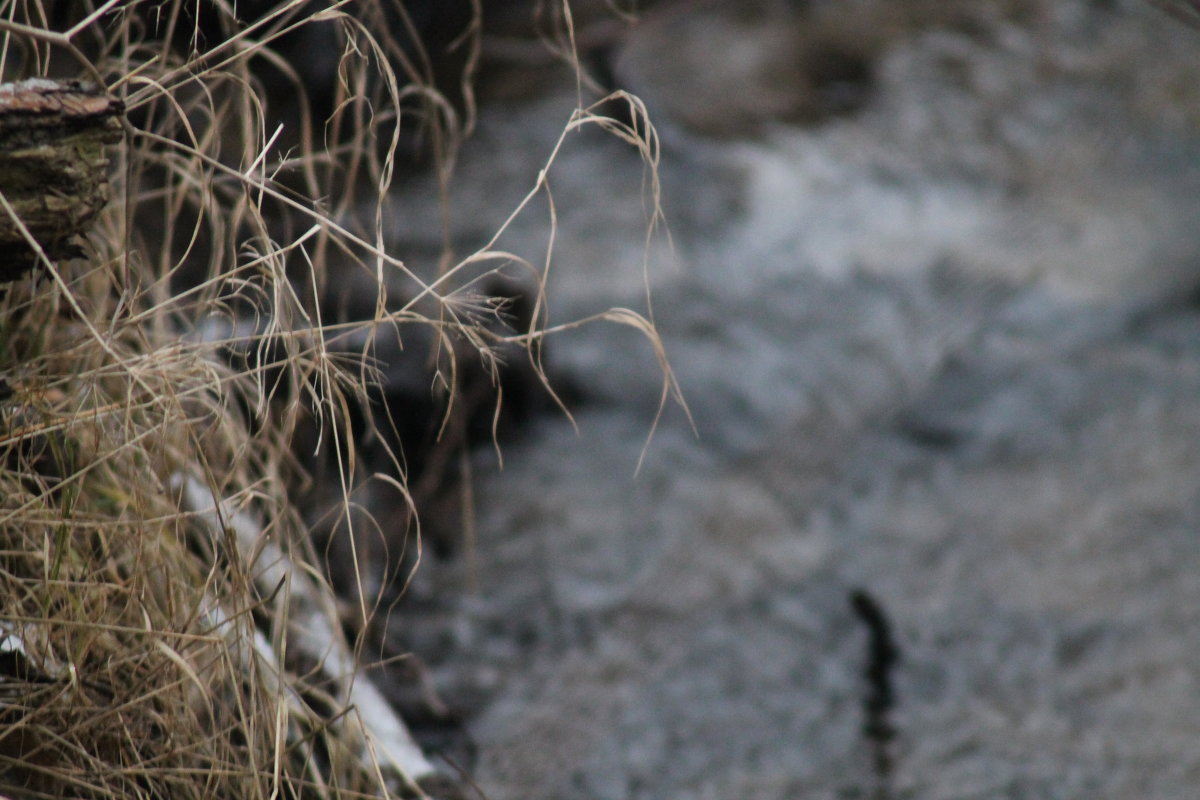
0,1,673,798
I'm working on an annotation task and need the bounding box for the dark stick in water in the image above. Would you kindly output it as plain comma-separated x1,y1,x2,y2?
849,587,901,787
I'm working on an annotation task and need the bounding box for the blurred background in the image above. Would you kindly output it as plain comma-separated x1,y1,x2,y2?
366,2,1200,798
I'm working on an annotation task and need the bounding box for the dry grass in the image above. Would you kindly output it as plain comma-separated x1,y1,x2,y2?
0,1,676,798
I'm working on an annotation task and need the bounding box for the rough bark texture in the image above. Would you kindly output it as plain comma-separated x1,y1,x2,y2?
0,78,123,281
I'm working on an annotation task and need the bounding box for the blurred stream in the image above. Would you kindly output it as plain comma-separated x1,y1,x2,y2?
382,2,1200,797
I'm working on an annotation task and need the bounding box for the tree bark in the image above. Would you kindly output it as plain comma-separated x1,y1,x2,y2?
0,78,123,281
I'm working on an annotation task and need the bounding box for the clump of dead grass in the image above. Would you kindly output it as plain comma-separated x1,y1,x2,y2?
0,1,678,798
0,1,464,797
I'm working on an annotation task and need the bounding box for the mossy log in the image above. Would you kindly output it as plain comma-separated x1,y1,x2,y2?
0,78,123,282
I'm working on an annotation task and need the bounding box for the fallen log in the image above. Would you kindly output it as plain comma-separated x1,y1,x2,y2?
0,78,123,281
